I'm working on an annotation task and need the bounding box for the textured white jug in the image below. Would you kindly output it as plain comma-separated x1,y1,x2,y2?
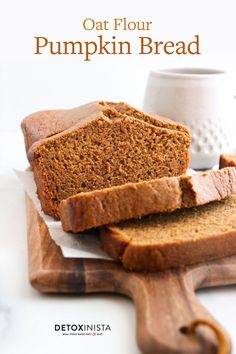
143,68,236,169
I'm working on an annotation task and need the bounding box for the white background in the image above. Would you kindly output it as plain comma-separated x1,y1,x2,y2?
1,1,236,354
0,0,236,131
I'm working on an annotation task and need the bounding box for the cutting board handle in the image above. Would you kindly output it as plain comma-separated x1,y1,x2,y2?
124,269,231,354
25,195,232,354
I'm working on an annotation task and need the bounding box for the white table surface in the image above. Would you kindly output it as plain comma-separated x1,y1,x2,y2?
1,131,236,354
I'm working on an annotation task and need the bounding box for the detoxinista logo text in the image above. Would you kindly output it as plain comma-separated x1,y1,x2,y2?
54,323,112,336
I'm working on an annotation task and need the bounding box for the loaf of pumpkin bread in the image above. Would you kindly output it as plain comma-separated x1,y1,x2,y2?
59,167,236,232
100,194,236,272
21,101,190,218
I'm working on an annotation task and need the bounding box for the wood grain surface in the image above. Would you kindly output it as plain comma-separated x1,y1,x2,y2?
26,194,235,354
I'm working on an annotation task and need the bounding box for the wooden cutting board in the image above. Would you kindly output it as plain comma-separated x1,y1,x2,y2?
26,194,236,354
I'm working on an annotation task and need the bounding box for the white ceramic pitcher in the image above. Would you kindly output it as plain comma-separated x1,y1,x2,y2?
143,68,236,169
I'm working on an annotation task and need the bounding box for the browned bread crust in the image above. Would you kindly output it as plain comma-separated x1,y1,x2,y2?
21,101,190,152
220,154,236,169
59,167,236,232
21,102,190,218
100,194,236,272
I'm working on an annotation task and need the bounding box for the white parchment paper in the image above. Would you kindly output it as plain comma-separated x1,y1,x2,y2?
15,169,112,260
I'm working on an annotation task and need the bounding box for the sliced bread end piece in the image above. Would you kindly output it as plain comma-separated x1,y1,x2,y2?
220,154,236,169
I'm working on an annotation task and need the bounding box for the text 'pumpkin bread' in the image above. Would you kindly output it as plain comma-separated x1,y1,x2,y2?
59,167,236,232
21,101,190,218
100,194,236,272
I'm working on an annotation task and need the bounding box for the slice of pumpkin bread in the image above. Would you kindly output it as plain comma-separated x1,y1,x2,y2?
220,154,236,169
100,194,236,272
21,102,190,218
59,167,236,232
